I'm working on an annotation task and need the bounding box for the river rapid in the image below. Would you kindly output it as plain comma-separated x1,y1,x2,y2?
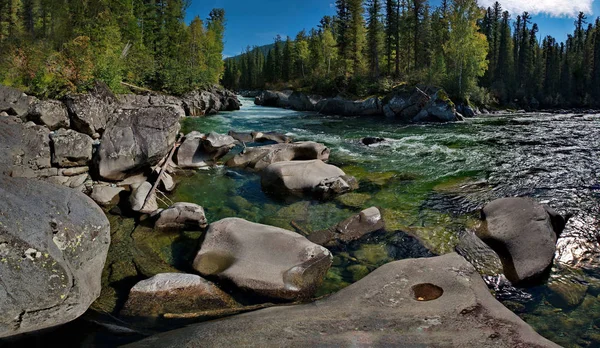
172,97,600,347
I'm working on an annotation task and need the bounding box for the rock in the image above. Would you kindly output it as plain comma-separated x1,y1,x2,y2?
176,132,210,169
64,82,117,136
227,131,291,144
159,172,176,192
0,117,51,176
0,176,110,338
226,142,330,171
0,85,36,117
59,166,89,177
316,97,383,116
477,197,565,284
127,253,559,348
119,94,187,118
0,111,9,117
254,90,292,108
155,203,207,232
91,185,125,207
413,90,458,123
149,95,186,118
182,88,240,116
96,106,181,181
129,181,158,213
361,137,386,146
50,129,93,167
308,207,385,247
121,273,238,318
547,277,588,309
46,173,89,190
203,132,237,154
286,91,317,111
26,100,70,130
193,218,332,300
460,104,477,118
261,160,357,199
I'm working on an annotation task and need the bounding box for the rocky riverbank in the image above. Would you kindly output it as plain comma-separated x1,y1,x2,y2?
0,82,571,346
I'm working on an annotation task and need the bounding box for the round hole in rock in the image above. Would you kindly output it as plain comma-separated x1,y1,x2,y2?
412,283,443,302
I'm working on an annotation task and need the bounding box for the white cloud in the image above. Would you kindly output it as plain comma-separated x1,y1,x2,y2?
478,0,594,17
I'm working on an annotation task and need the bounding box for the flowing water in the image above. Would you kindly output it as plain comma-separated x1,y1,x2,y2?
172,97,600,347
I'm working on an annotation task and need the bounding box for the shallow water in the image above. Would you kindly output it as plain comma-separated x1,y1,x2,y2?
174,97,600,347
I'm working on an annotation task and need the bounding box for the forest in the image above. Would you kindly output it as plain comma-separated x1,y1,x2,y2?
0,0,226,97
223,0,600,108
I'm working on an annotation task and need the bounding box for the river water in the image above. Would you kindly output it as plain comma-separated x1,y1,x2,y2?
171,97,600,347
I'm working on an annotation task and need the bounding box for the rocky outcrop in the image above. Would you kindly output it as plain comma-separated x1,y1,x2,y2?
226,142,330,171
182,87,241,116
155,203,208,232
127,253,558,348
477,197,567,284
0,85,36,117
118,94,187,118
0,117,52,177
176,131,237,169
65,82,117,136
90,184,125,207
308,207,385,247
261,160,358,199
121,273,238,318
96,106,181,181
385,87,460,123
26,100,70,130
316,96,383,116
0,176,110,338
50,129,93,168
192,218,332,300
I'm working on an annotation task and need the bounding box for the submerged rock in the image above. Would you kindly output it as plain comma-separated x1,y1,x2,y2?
227,142,330,171
155,203,208,232
127,253,558,348
477,197,566,285
0,176,110,338
261,160,357,199
121,273,238,318
192,218,332,300
361,137,386,146
96,106,180,181
308,207,385,247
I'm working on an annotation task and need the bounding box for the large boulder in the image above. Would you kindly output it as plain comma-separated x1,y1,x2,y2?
50,129,93,168
90,184,125,207
228,131,292,145
155,203,208,232
0,85,36,117
316,97,383,116
0,117,52,177
96,106,181,181
121,273,239,318
176,132,236,169
127,253,558,348
412,90,458,123
129,181,158,213
0,176,110,338
192,218,332,300
118,94,186,118
308,207,385,247
254,90,292,108
226,142,330,171
261,160,358,199
64,82,117,136
477,197,566,284
26,100,70,130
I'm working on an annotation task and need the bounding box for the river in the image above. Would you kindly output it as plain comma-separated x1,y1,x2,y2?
172,97,600,347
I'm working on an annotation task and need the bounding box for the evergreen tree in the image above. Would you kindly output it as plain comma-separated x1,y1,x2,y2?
367,0,384,77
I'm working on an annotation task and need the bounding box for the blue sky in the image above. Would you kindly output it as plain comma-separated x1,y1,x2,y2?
186,0,600,57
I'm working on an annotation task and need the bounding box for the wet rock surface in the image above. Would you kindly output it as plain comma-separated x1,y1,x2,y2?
193,218,333,300
309,207,385,247
226,141,330,170
127,253,558,348
0,175,110,338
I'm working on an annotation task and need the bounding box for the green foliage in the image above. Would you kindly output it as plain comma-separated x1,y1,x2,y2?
0,0,227,97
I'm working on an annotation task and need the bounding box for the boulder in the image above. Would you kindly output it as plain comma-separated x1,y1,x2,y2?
413,90,458,123
149,95,186,118
308,207,385,247
96,106,181,181
59,166,89,177
316,97,383,116
0,117,52,176
254,90,292,108
90,185,125,207
155,203,207,232
361,137,386,146
64,82,117,136
192,218,332,300
46,173,89,190
119,94,186,118
261,160,358,199
477,197,566,284
0,176,110,338
121,273,238,318
226,142,330,170
0,85,36,117
176,132,210,169
26,100,70,130
129,181,158,213
228,131,291,145
50,129,93,168
127,253,559,348
203,132,237,154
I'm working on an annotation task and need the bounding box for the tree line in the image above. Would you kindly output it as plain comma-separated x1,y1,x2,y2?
223,0,600,108
0,0,226,97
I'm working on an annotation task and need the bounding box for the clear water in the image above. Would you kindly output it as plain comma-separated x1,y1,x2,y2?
172,97,600,347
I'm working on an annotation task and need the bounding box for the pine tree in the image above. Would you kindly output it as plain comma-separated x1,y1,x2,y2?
367,0,384,77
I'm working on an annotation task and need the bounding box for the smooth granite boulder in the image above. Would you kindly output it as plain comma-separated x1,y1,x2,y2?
0,176,110,338
226,142,330,171
155,203,208,232
477,197,566,284
127,253,558,348
192,218,332,300
90,184,125,207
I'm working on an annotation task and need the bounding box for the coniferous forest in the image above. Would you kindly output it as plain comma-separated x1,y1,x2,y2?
223,0,600,108
0,0,226,97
